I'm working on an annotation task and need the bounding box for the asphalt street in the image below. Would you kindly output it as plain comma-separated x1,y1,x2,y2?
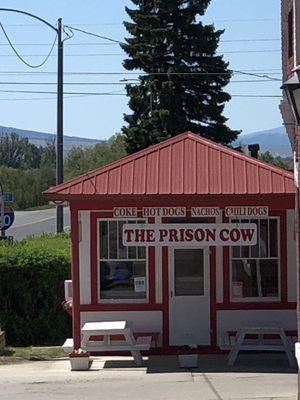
0,354,297,400
6,207,70,241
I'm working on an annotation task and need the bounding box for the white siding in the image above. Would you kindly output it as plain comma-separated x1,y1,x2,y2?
81,311,163,345
79,211,91,304
217,309,296,334
155,217,163,303
287,209,297,302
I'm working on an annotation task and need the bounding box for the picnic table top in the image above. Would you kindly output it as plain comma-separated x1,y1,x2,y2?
236,325,285,333
81,321,127,333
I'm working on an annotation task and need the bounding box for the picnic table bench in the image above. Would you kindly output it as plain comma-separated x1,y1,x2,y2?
227,325,296,367
81,321,152,366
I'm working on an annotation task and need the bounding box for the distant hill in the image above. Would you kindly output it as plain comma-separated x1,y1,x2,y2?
0,125,293,158
235,126,292,157
0,126,102,156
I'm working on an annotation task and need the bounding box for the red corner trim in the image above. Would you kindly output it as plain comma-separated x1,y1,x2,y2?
70,207,81,349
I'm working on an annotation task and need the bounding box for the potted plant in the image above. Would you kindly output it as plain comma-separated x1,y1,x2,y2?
62,299,73,317
178,344,198,368
69,348,92,371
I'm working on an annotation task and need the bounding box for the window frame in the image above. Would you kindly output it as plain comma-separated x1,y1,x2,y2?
229,216,281,303
97,218,149,304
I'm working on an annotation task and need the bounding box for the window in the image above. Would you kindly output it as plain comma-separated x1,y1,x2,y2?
288,8,294,59
99,220,147,300
231,218,279,301
174,249,204,296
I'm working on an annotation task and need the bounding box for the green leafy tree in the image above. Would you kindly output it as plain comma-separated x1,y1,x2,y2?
121,0,240,153
64,134,127,180
0,167,49,209
40,138,56,168
0,133,41,169
259,151,293,171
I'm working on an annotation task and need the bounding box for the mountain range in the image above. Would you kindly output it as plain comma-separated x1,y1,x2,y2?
0,126,102,156
0,125,293,158
234,126,292,157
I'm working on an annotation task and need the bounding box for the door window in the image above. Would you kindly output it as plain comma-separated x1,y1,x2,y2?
174,249,204,296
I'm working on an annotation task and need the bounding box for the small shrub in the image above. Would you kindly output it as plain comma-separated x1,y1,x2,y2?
0,234,71,346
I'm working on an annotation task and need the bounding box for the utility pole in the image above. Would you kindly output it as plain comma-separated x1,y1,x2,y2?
56,18,64,233
0,9,64,233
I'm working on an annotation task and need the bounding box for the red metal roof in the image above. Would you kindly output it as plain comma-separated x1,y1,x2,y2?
44,132,295,199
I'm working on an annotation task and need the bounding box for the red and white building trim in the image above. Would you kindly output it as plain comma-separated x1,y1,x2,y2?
45,132,296,353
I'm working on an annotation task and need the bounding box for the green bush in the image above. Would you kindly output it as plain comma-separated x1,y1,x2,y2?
0,234,72,346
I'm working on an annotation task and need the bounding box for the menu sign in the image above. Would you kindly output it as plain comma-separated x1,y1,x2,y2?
191,207,221,217
142,207,186,218
113,207,138,218
225,206,269,218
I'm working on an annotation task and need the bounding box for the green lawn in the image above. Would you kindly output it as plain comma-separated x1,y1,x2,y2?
0,346,67,365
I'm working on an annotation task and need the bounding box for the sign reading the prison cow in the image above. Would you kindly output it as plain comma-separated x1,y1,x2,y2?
123,224,257,247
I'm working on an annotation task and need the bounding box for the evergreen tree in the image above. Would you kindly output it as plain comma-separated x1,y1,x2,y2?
121,0,240,153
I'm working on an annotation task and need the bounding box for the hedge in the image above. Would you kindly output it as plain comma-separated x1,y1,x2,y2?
0,234,72,346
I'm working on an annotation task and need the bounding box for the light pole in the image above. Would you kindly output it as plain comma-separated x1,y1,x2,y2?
282,68,300,399
0,8,64,232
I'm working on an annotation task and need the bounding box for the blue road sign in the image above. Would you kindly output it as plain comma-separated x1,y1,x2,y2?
3,193,13,203
1,206,15,230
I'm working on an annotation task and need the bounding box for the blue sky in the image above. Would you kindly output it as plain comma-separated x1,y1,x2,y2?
0,0,281,140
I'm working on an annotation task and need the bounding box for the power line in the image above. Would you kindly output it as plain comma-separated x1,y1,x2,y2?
0,89,127,95
0,70,282,82
64,25,124,45
234,70,281,81
231,94,281,98
0,89,282,98
0,90,125,101
219,50,280,54
221,38,280,43
0,69,282,75
62,26,281,54
0,38,281,46
0,18,278,28
0,21,57,68
0,79,280,85
0,49,281,57
207,18,277,23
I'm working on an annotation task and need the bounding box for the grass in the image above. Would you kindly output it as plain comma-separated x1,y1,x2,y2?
0,346,67,365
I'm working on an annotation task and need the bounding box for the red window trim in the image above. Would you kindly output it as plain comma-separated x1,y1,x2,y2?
223,211,288,306
90,212,156,306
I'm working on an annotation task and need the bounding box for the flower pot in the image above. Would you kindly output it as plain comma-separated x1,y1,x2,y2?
178,354,198,368
69,356,92,371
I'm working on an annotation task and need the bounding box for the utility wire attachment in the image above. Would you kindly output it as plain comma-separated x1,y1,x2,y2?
63,25,74,42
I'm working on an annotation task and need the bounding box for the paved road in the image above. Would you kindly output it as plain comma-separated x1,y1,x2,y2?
0,354,297,400
5,207,70,241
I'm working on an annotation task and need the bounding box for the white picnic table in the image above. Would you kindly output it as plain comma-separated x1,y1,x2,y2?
227,325,296,367
81,321,151,366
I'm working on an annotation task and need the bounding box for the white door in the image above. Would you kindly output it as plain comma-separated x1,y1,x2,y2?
169,248,210,346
